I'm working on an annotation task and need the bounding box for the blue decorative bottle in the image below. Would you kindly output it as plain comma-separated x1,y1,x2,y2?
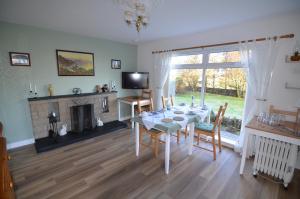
191,95,194,107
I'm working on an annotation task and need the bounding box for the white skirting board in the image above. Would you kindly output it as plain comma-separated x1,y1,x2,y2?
296,152,300,169
7,138,35,150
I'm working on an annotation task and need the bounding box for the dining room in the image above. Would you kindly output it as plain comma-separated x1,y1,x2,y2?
1,1,300,198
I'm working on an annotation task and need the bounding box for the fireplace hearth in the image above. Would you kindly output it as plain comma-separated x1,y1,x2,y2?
34,120,127,153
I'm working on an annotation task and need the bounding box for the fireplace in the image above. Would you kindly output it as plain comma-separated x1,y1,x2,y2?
28,92,127,153
29,92,118,139
70,104,95,133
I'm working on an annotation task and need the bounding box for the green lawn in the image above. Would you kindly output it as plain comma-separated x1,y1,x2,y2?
175,92,245,119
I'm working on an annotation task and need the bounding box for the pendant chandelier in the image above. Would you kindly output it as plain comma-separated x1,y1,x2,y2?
115,0,163,33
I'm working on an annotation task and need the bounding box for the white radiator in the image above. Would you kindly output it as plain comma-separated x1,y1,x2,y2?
253,136,298,187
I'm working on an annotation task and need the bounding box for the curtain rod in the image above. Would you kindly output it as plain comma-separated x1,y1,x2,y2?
152,33,294,54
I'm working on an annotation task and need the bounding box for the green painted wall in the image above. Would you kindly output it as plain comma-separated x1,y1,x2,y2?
0,22,137,144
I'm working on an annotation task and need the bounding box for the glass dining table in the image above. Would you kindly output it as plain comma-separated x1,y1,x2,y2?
131,105,210,174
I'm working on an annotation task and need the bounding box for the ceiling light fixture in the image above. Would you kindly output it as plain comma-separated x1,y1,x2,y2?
115,0,162,33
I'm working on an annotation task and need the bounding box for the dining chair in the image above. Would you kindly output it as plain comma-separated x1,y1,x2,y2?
141,89,153,99
137,98,154,113
134,90,153,114
137,98,164,158
216,103,228,152
194,105,223,160
269,105,298,132
161,95,174,109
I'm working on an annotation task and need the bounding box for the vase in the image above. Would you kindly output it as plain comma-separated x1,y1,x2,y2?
48,84,54,96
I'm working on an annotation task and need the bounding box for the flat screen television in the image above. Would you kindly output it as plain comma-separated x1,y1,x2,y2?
122,72,149,89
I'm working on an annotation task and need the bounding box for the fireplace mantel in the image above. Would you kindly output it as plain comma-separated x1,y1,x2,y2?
28,92,117,139
28,91,117,102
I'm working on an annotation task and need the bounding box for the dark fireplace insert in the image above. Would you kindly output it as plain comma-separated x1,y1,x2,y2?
70,104,95,132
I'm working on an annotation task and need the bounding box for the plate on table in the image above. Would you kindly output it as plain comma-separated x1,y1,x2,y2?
174,110,184,114
151,111,159,115
161,118,173,123
141,111,149,117
186,111,196,115
173,116,184,121
201,105,208,110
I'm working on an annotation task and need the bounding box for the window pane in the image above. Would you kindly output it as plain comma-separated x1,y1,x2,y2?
171,54,203,65
204,68,247,135
208,51,240,63
172,69,203,106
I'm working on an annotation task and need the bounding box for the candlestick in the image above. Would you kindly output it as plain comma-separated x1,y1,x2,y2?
34,84,38,98
28,82,33,97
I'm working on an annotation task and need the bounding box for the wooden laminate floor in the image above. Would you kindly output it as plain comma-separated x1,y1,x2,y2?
8,128,300,199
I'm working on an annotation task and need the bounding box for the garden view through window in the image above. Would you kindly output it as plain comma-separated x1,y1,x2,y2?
171,50,246,137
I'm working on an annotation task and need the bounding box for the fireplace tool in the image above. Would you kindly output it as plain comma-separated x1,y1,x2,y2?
48,112,58,139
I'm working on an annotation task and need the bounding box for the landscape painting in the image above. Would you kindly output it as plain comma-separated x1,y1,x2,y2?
56,50,94,76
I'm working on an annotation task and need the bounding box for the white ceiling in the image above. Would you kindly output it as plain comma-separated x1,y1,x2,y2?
0,0,300,44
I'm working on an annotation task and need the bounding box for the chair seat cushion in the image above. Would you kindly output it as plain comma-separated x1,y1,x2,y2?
195,123,214,132
149,128,163,134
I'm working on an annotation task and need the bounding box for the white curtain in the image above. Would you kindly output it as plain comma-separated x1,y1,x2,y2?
153,52,174,110
235,39,280,155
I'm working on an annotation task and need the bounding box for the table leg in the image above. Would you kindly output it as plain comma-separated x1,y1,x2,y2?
239,131,249,175
165,133,171,174
118,100,121,121
131,104,135,129
188,122,195,155
135,122,140,157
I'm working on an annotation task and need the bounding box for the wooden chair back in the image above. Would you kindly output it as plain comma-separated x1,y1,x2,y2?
218,102,228,126
161,96,174,109
141,90,152,99
269,105,297,118
212,105,223,132
137,98,154,114
269,105,298,131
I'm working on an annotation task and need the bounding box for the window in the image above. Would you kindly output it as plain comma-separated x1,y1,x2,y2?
171,49,246,140
172,69,203,106
171,54,203,65
204,68,246,135
208,51,241,63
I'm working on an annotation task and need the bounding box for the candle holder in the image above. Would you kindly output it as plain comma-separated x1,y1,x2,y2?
191,95,195,107
48,112,58,141
34,91,38,98
29,90,34,98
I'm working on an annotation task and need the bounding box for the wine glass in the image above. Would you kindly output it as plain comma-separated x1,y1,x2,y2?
279,115,286,126
257,112,264,122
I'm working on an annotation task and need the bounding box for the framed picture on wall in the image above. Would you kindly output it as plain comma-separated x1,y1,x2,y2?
111,59,121,69
56,50,95,76
9,52,31,66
